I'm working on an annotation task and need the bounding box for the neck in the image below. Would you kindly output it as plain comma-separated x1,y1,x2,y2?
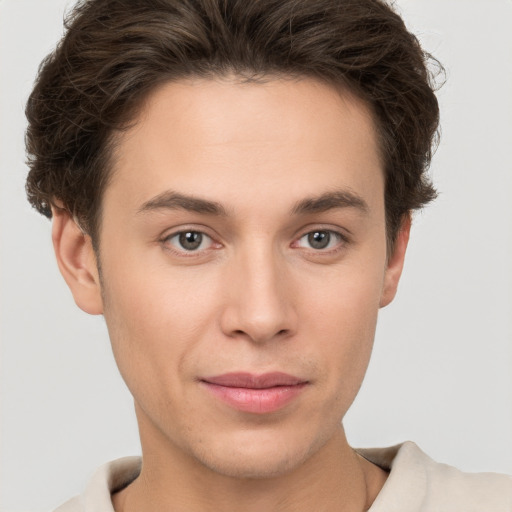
113,408,387,512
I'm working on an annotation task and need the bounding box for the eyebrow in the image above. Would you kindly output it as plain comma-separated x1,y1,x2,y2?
291,190,369,216
137,188,368,217
138,191,228,216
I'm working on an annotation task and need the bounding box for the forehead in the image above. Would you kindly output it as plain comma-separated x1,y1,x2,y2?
106,76,383,216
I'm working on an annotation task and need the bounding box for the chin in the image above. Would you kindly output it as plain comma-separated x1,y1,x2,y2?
198,448,307,480
190,425,334,480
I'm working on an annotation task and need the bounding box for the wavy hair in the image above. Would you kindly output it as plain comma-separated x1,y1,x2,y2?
25,0,442,249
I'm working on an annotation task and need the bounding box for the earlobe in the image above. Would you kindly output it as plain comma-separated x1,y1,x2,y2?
379,215,411,308
51,206,103,315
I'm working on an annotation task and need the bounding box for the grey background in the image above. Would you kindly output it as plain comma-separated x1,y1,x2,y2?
1,0,511,510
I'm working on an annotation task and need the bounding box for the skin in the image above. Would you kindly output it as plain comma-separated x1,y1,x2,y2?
51,77,409,511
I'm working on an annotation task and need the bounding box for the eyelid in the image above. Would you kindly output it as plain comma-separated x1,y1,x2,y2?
158,224,349,256
160,226,222,255
291,227,350,253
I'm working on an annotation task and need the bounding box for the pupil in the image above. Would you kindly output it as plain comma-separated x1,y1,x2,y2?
179,231,202,250
308,231,330,249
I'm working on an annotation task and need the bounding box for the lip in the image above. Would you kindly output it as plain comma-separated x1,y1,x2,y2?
200,372,308,414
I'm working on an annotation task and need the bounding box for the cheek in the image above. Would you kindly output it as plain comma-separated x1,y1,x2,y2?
304,259,384,398
99,258,220,398
320,293,378,384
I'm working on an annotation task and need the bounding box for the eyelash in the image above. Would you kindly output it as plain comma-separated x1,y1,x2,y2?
161,229,219,256
292,229,348,254
160,228,349,256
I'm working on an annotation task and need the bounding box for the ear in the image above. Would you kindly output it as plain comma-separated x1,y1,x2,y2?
379,215,411,308
51,206,103,315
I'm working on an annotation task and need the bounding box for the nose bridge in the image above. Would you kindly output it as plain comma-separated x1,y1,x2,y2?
221,237,296,342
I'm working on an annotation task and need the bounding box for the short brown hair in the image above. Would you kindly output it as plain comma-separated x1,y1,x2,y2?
25,0,442,248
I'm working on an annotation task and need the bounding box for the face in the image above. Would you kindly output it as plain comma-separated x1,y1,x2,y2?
60,77,407,479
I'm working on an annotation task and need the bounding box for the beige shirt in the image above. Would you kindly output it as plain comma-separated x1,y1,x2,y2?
54,442,512,511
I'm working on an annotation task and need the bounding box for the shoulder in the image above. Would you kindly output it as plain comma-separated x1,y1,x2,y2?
358,441,512,512
52,456,141,512
53,496,83,512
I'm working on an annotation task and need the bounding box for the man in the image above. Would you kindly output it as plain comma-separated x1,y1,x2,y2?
22,0,511,510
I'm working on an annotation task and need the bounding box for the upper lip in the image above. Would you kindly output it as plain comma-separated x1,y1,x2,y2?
201,372,307,389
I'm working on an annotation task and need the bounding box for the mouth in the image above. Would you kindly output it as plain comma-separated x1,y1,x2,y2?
200,372,309,414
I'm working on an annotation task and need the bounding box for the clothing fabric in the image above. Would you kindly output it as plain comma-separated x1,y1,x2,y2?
54,441,512,511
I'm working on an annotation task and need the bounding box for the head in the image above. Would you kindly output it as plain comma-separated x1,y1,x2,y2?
26,0,440,252
25,0,441,479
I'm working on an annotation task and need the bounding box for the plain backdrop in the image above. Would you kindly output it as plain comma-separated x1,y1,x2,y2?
1,0,511,510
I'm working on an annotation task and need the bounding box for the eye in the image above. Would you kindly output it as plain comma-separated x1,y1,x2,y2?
296,230,345,251
164,230,214,252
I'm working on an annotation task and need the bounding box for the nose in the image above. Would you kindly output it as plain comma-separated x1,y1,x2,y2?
219,244,297,344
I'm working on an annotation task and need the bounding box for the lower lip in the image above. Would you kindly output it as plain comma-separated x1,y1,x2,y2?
201,382,307,414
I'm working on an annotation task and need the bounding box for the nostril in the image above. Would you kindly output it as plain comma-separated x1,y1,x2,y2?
229,328,290,340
